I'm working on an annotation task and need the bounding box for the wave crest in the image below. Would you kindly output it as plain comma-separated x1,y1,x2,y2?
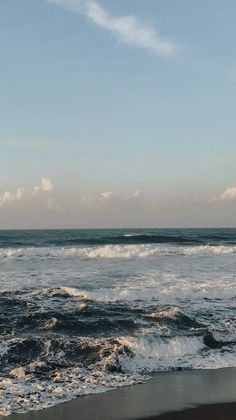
0,244,235,261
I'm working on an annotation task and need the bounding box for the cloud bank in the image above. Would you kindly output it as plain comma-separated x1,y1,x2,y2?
0,178,57,210
1,178,236,228
0,180,143,214
33,178,54,195
48,0,177,56
209,185,236,203
219,186,236,201
0,188,26,208
80,190,143,208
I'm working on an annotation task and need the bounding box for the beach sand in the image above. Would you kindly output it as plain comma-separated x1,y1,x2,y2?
147,403,236,419
5,367,236,420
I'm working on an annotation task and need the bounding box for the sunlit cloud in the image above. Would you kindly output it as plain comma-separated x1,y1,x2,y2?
33,178,54,195
0,178,58,210
99,191,114,202
219,186,236,201
80,195,95,208
133,190,143,198
48,0,177,56
209,185,236,203
0,188,26,207
80,190,144,209
47,196,61,210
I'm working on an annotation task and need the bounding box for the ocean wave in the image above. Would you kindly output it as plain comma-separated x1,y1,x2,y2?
31,286,88,299
0,335,142,416
2,332,235,377
1,281,234,309
77,244,236,258
1,280,236,415
1,287,210,338
1,329,236,416
107,234,199,244
144,308,206,330
0,244,235,261
1,228,236,249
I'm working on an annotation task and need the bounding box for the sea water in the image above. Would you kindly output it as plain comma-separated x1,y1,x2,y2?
0,228,236,416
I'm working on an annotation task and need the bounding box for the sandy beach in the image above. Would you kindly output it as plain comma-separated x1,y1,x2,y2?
5,367,236,420
148,403,236,419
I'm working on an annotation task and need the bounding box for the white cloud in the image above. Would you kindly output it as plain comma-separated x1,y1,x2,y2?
209,186,236,203
80,191,114,208
41,177,54,192
80,195,94,208
0,178,57,210
99,191,114,201
33,178,54,194
0,188,27,208
219,186,236,201
80,190,144,210
15,187,27,200
0,181,144,219
133,190,142,198
48,0,177,56
47,197,61,210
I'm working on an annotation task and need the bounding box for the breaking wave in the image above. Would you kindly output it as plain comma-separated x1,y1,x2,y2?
1,285,236,416
1,328,236,416
0,244,235,261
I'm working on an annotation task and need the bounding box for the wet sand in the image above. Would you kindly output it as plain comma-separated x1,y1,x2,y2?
6,368,236,420
146,402,236,419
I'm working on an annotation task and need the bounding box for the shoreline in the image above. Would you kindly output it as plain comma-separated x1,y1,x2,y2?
144,402,236,419
5,367,236,420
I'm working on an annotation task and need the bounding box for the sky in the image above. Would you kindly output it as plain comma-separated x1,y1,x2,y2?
0,0,236,228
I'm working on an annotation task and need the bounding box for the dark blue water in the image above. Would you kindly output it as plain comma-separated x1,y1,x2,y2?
0,228,235,248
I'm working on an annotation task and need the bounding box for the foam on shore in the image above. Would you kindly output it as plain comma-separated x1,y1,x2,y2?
4,368,236,420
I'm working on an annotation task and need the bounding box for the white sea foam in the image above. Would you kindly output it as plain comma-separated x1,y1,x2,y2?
31,286,89,300
119,334,236,374
25,278,236,306
118,335,205,374
123,233,143,237
66,244,236,258
145,307,180,320
1,333,236,417
0,336,142,417
0,244,235,261
183,245,236,256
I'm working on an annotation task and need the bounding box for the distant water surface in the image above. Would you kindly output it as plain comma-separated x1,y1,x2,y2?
0,228,236,416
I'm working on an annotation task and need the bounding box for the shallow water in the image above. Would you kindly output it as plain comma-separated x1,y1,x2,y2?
0,228,236,416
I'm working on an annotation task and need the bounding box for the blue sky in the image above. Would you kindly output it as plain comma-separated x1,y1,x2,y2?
0,0,236,227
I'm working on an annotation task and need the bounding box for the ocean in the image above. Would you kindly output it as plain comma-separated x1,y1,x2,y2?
0,228,236,416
